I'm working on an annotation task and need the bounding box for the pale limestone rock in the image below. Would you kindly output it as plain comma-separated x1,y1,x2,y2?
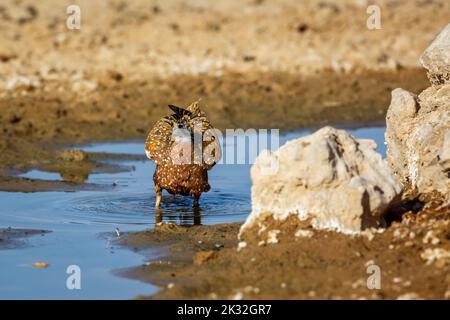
386,24,450,200
386,94,449,197
420,23,450,86
240,127,402,238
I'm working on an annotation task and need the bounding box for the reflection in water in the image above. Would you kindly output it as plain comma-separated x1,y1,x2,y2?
155,205,202,225
60,171,90,184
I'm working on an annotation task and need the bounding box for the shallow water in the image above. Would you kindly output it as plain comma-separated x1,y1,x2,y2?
0,126,385,299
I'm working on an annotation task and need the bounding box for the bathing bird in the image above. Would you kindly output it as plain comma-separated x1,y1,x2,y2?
145,100,220,207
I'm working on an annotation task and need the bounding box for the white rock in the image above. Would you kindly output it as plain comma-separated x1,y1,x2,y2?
397,293,422,300
420,248,450,266
420,23,450,86
294,229,314,238
386,84,449,198
266,230,280,244
5,76,41,91
387,25,450,199
240,126,402,238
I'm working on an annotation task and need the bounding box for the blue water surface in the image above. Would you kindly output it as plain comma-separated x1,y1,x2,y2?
0,126,385,299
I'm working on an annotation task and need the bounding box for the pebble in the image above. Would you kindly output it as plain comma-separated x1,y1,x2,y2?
232,292,243,300
393,277,402,284
266,230,280,244
396,292,422,300
32,262,49,268
364,260,375,267
237,241,247,252
422,230,440,245
295,229,314,238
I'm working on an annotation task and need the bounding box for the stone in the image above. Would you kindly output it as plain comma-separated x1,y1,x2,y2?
193,250,217,265
57,149,88,162
420,23,450,86
386,99,449,198
386,76,449,198
239,126,402,239
386,24,450,200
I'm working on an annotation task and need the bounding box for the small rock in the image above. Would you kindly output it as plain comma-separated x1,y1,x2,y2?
193,250,217,265
307,290,316,298
422,230,440,245
393,277,402,284
6,76,41,91
420,23,450,86
266,230,280,244
403,280,412,288
396,292,422,300
231,291,243,300
58,149,87,162
107,70,124,82
364,260,375,267
420,248,450,266
32,262,49,268
243,286,260,294
361,229,375,241
295,229,314,238
237,241,247,251
404,241,414,247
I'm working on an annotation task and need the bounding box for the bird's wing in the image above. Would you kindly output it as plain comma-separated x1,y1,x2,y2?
145,117,173,164
199,119,221,170
186,99,222,169
186,99,201,114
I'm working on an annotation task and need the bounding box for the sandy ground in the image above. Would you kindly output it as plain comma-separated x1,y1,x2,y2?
0,0,449,299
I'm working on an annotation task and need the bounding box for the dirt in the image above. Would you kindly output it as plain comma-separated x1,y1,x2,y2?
120,197,450,300
0,228,49,250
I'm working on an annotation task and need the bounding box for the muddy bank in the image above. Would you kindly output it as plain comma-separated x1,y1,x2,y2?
119,198,450,300
0,148,143,192
0,0,441,189
0,68,428,179
0,228,49,250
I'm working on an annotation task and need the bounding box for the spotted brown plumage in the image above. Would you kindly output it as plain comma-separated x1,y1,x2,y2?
145,100,220,207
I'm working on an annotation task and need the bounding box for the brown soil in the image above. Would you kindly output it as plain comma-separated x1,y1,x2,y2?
120,198,450,300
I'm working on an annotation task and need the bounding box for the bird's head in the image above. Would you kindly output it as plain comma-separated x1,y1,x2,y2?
163,104,210,142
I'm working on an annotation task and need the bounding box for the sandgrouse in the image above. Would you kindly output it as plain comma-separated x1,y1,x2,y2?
145,100,220,207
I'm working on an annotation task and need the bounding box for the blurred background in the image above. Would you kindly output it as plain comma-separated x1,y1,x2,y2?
0,0,448,154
